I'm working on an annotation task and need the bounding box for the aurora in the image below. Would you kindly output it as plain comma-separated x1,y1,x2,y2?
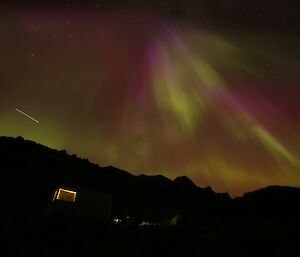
0,8,299,196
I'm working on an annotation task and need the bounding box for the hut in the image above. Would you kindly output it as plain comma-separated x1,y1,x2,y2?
45,187,112,224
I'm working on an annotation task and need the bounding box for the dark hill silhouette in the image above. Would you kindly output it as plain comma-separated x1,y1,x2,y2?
1,135,300,257
0,136,229,221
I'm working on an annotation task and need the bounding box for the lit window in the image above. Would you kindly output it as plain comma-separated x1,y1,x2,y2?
53,188,77,203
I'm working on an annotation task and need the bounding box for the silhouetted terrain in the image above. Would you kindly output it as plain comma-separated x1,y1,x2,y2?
0,136,300,257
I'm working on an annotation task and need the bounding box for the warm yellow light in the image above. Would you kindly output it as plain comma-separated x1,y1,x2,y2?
112,217,122,224
54,188,77,202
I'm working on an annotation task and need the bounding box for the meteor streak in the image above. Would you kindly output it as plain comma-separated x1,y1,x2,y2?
15,108,39,124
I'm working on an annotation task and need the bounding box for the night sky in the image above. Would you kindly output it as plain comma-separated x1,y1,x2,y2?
0,1,299,196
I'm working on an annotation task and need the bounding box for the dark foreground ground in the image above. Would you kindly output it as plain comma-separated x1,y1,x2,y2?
2,212,300,257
